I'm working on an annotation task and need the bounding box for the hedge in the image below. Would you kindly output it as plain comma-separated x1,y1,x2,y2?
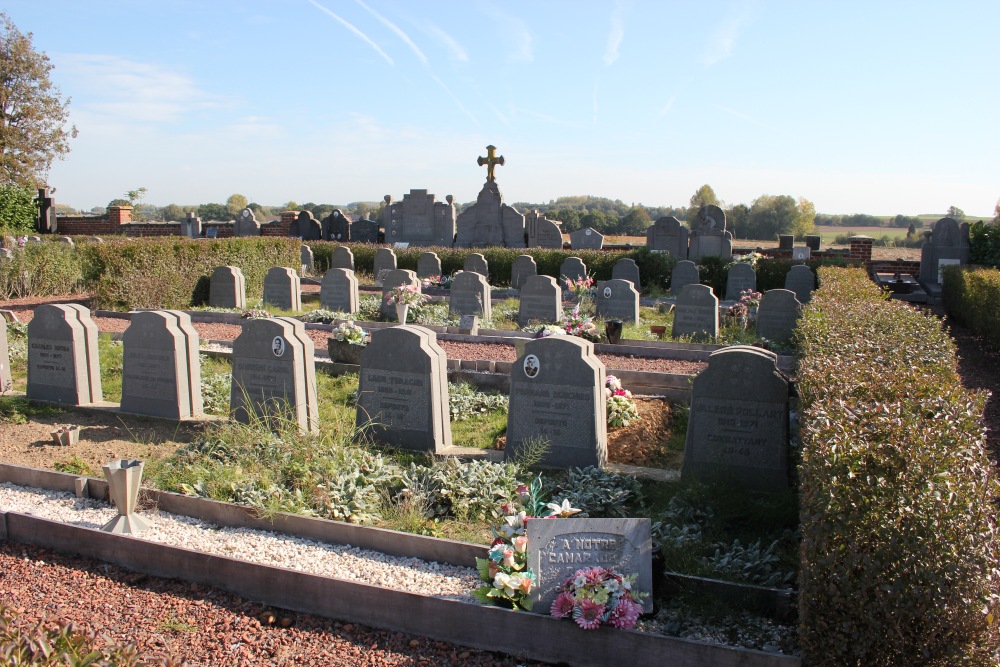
969,221,1000,269
796,267,1000,665
0,241,82,300
942,265,1000,351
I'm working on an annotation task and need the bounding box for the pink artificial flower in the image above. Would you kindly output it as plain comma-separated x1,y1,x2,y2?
502,548,516,568
608,598,641,630
574,598,606,630
516,484,530,499
550,591,576,619
513,535,528,554
500,502,515,515
517,576,533,594
488,561,499,577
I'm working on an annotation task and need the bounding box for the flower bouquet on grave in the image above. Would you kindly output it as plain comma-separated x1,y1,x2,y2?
605,375,640,429
241,308,272,320
725,289,763,330
563,304,603,343
383,284,428,307
328,321,368,364
562,275,595,304
331,320,367,346
550,566,647,630
422,274,453,289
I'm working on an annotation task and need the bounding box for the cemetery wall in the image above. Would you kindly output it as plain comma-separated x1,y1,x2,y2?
941,265,1000,350
796,266,1000,664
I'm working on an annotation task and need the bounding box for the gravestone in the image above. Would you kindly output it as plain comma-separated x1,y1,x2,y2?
263,267,301,311
289,211,322,240
670,260,700,296
450,270,491,321
725,263,757,300
919,217,970,285
58,236,74,246
300,244,314,273
182,212,202,238
320,268,359,313
518,275,562,327
511,255,537,290
792,246,811,261
463,253,489,277
231,317,319,433
89,237,104,244
455,181,526,248
560,256,588,284
27,304,102,405
380,269,420,319
0,248,13,259
36,187,56,233
596,279,640,325
525,210,564,249
384,190,456,247
611,258,640,289
688,205,733,261
234,208,261,237
373,248,397,286
322,209,351,242
0,318,11,392
417,252,442,279
755,289,802,345
570,227,604,250
355,325,451,452
646,216,689,258
27,236,41,243
330,246,355,271
784,265,816,304
351,217,380,244
209,266,246,309
121,310,203,419
205,228,218,239
527,517,653,615
683,346,790,492
778,234,793,250
805,235,822,252
506,336,607,468
672,283,718,341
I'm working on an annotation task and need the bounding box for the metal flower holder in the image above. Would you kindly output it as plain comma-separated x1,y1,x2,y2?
100,459,149,534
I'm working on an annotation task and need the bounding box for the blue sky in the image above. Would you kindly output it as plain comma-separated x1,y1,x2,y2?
6,1,998,216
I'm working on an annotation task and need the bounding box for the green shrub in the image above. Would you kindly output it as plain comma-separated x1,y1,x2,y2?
942,265,1000,350
0,242,82,300
0,185,37,235
796,267,1000,665
969,220,1000,269
549,466,643,518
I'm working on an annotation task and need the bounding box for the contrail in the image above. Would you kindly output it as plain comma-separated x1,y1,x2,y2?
355,0,428,65
305,0,393,65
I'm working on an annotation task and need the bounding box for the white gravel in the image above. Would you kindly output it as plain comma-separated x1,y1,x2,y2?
0,482,479,602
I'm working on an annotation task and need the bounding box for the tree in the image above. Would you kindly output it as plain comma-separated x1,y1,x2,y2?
0,183,36,233
226,193,248,216
284,201,299,212
947,205,965,220
161,203,189,222
0,12,76,187
745,194,798,241
197,202,229,221
726,203,750,239
618,206,651,236
993,198,999,224
793,197,816,239
688,184,719,221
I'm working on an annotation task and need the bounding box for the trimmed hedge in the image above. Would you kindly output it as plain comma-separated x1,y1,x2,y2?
80,237,301,310
796,267,1000,665
942,265,1000,351
969,220,1000,269
0,241,82,300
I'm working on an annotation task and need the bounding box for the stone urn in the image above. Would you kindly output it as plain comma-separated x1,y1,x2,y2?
605,320,624,344
50,424,80,447
328,339,365,365
101,459,149,534
395,302,409,324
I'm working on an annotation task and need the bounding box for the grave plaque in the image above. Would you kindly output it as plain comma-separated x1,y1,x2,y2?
683,346,790,492
182,212,202,238
351,217,380,244
263,267,301,311
384,190,456,246
234,207,260,237
301,244,314,272
463,253,489,277
670,260,700,296
755,289,801,345
505,336,607,469
672,283,718,341
919,217,970,285
791,246,811,261
559,257,588,284
450,270,491,320
725,263,757,301
209,266,246,309
784,264,816,304
517,275,561,327
525,210,564,249
511,255,538,291
611,258,640,289
231,317,319,433
121,310,203,419
27,304,102,405
570,227,604,250
595,279,639,325
290,211,322,240
320,268,358,313
805,235,822,252
373,248,397,286
322,209,351,241
58,236,74,246
330,246,355,271
356,325,451,452
417,252,442,279
646,216,689,258
527,518,653,615
0,318,11,392
380,269,420,319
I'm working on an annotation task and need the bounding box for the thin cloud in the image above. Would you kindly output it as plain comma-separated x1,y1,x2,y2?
355,0,427,66
479,3,533,63
714,103,774,130
604,2,627,66
424,21,469,62
700,1,755,68
659,94,677,116
430,75,479,126
305,0,393,65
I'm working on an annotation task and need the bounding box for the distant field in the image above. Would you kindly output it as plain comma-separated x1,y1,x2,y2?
815,226,912,244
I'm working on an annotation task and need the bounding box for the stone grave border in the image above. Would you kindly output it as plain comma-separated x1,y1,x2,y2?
0,463,798,667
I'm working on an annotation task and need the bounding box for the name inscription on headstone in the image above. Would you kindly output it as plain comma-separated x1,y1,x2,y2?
29,338,73,387
233,358,295,398
689,397,786,468
121,349,174,399
510,383,592,445
358,369,429,432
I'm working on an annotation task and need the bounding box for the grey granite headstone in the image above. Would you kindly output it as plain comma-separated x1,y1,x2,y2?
611,258,640,289
89,237,104,244
778,234,794,251
380,269,420,319
450,270,491,321
791,246,811,261
518,275,562,327
455,181,526,248
463,253,489,277
58,236,74,246
919,217,970,285
527,518,653,615
291,211,322,241
230,316,319,433
351,218,380,244
559,256,588,285
209,266,246,309
570,227,604,250
322,209,351,242
646,216,689,258
384,190,456,247
805,235,821,252
373,248,397,286
683,346,790,492
511,254,537,291
356,325,451,452
234,208,261,237
670,260,700,296
320,268,359,313
182,212,202,238
330,246,355,271
525,210,564,249
672,283,718,341
596,279,639,325
725,263,757,301
27,304,102,405
0,318,11,393
784,264,815,303
755,289,801,345
300,244,314,273
121,310,203,419
505,336,607,468
417,252,442,279
263,267,301,311
689,205,733,261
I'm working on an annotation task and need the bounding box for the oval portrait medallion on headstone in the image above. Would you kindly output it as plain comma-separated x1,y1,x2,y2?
585,229,592,235
603,287,612,298
242,209,250,218
272,336,286,357
523,354,540,378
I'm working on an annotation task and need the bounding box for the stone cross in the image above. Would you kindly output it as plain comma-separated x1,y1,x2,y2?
477,145,505,182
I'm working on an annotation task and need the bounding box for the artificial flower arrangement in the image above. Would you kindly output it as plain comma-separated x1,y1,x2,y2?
241,309,272,319
472,477,581,611
331,321,367,346
383,284,428,307
535,324,566,338
725,289,764,329
562,275,595,302
605,375,640,429
550,566,646,630
563,304,603,343
421,274,453,289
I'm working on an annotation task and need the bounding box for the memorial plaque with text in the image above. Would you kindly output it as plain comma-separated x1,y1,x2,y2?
517,275,561,327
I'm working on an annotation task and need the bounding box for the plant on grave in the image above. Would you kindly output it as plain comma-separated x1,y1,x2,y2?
301,308,346,324
449,382,509,421
330,321,368,346
605,375,640,429
383,283,428,307
562,274,594,304
724,289,763,330
551,466,643,518
525,323,565,338
241,308,271,319
563,304,603,343
550,566,647,630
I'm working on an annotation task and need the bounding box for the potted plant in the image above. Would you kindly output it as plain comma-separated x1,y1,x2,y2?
50,424,80,447
327,321,368,365
383,284,427,324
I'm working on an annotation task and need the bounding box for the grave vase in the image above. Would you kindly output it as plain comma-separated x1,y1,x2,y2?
50,425,80,447
395,303,409,324
328,339,365,365
101,459,149,535
605,320,623,344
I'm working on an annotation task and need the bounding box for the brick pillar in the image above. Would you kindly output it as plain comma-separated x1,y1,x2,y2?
108,205,132,226
848,236,873,262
